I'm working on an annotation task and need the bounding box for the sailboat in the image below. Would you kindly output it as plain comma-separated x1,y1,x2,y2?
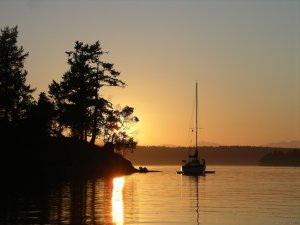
180,82,206,176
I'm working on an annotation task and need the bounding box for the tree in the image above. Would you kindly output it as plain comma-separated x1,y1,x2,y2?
103,105,139,156
49,41,125,142
0,26,35,125
27,92,55,137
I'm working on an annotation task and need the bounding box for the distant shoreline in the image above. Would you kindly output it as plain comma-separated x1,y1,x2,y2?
126,146,300,166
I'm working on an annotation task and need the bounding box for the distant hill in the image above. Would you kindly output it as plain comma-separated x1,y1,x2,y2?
259,150,300,166
126,145,300,166
264,140,300,148
160,141,220,148
199,141,220,147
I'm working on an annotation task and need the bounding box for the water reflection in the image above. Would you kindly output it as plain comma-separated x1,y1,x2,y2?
2,166,299,225
112,177,124,225
0,177,126,224
182,175,201,225
193,176,200,225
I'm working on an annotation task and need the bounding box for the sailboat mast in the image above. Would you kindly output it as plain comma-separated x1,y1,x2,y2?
196,82,198,153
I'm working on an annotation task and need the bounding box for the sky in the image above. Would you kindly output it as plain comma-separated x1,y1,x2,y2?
0,0,299,146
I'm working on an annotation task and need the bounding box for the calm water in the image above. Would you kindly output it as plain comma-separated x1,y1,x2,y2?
1,166,300,225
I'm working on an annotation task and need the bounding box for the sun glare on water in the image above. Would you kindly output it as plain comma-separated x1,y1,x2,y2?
112,177,125,225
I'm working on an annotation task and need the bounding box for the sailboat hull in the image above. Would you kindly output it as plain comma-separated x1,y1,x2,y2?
181,161,206,176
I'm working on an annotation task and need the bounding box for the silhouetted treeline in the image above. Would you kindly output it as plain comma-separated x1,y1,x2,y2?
126,146,300,166
0,26,139,178
259,150,300,166
0,26,138,147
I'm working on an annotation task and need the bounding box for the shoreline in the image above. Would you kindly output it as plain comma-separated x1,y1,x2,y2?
0,136,139,180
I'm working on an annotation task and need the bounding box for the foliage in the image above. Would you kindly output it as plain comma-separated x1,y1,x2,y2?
0,26,139,156
103,105,139,156
27,92,55,137
49,41,125,141
48,40,138,152
0,26,35,124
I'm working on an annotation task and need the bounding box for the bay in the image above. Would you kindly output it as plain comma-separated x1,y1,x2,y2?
1,165,299,225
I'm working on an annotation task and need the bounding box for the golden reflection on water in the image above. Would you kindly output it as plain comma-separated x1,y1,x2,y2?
112,177,125,225
2,167,300,224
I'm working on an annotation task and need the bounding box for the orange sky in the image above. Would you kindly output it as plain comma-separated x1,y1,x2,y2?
1,0,299,146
